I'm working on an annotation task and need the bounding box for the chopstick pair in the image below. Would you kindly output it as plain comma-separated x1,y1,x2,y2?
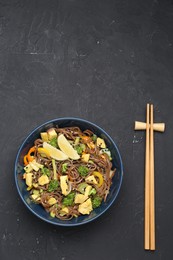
135,104,165,251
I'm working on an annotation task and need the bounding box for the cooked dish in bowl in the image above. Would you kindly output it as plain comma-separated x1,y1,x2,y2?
23,126,116,220
15,118,123,226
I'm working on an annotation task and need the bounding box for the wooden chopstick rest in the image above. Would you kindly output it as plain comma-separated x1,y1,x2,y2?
135,121,165,132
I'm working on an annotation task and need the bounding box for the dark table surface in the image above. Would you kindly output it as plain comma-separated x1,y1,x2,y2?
0,0,173,259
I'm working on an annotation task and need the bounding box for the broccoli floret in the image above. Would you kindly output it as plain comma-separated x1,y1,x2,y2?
49,137,58,148
48,180,59,192
92,196,102,209
75,146,83,155
41,167,50,177
78,165,89,177
75,144,86,155
62,163,68,173
62,192,75,206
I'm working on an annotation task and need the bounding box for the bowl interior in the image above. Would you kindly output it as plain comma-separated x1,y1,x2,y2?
15,118,123,226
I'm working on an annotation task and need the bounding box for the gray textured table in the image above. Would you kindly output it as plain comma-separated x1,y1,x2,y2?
0,1,173,259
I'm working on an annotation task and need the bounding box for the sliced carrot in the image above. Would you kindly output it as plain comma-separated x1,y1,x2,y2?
81,135,91,143
87,141,95,149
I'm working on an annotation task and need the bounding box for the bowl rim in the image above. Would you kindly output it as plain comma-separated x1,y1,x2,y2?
14,117,123,226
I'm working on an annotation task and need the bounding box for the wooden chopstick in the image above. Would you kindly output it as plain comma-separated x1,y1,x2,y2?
144,104,150,250
135,103,164,250
149,104,155,250
144,104,155,250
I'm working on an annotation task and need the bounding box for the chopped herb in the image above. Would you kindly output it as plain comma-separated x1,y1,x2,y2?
62,163,68,173
62,192,75,206
49,137,58,148
78,165,89,177
41,167,50,177
48,180,59,192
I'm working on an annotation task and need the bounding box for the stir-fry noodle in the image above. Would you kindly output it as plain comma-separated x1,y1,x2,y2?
23,126,116,220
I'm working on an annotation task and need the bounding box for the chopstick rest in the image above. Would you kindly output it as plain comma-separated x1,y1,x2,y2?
134,104,165,251
135,122,165,132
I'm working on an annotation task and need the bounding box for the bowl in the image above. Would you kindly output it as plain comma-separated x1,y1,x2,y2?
14,117,123,226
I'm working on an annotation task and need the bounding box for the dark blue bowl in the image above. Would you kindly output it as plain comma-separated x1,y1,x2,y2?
14,117,123,226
